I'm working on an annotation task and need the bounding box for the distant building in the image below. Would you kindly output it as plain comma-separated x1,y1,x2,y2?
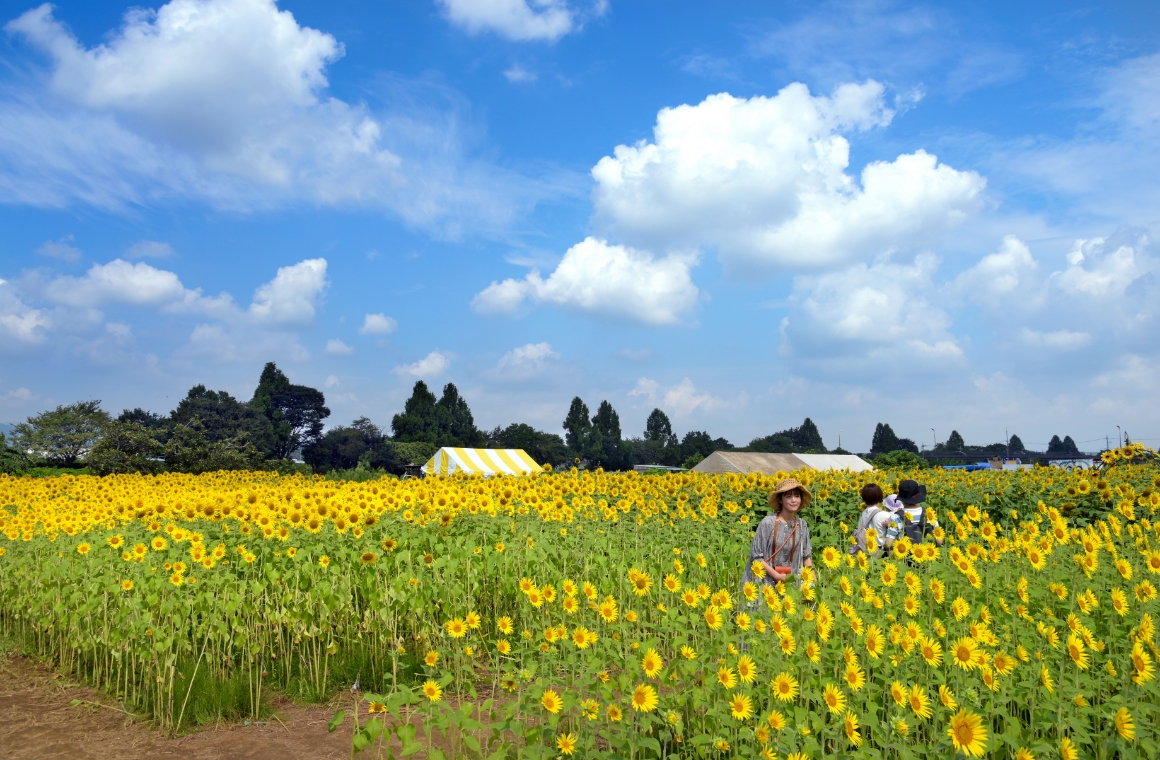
692,451,873,474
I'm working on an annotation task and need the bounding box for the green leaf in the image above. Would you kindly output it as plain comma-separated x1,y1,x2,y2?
327,710,346,732
352,733,370,752
364,717,383,741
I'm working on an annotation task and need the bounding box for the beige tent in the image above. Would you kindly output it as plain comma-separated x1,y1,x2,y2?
692,451,872,474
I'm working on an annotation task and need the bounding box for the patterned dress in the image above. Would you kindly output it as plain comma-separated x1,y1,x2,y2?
739,513,813,602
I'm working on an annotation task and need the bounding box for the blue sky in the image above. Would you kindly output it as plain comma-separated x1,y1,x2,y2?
1,0,1157,453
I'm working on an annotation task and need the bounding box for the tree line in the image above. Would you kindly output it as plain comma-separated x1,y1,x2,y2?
0,363,1088,477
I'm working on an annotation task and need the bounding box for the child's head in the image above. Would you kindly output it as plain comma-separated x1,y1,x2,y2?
860,483,883,506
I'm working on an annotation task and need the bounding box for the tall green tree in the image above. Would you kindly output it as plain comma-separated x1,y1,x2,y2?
391,381,484,447
164,417,265,474
748,417,825,453
171,385,276,455
87,421,164,475
12,401,110,467
304,417,398,473
1047,435,1080,455
562,397,591,455
644,409,676,445
1008,434,1025,452
588,400,627,470
870,423,901,456
250,362,330,459
945,430,966,451
0,432,29,474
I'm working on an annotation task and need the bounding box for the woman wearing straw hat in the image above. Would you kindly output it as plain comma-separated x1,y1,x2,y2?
740,477,814,596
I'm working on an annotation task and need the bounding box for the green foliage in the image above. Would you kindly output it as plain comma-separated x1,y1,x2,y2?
682,452,704,470
873,449,929,470
86,421,164,476
164,417,266,474
749,417,825,453
945,429,965,451
1048,434,1080,454
587,400,628,470
391,382,485,447
870,422,900,455
250,362,330,459
304,417,398,473
487,423,568,468
0,433,29,475
391,441,438,466
562,397,591,453
11,400,110,467
171,385,276,456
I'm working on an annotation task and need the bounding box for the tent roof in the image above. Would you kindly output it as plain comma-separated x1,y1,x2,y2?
692,451,872,474
422,447,543,477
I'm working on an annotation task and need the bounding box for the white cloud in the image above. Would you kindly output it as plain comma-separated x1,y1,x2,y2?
0,278,49,347
1,0,542,232
36,236,81,262
1018,329,1091,350
5,387,34,401
359,313,398,335
589,83,984,276
44,259,188,308
125,240,175,258
503,64,537,83
662,378,722,418
247,259,328,328
1052,237,1145,298
950,235,1040,308
628,376,658,401
617,348,652,361
325,374,340,387
325,338,353,356
494,341,559,378
180,322,310,364
782,253,963,365
437,0,580,42
393,349,450,378
472,237,700,325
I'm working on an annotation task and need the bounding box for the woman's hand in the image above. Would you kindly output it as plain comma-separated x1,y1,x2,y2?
762,560,786,582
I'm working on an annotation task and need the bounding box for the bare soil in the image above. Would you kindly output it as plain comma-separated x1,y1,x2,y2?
0,653,455,760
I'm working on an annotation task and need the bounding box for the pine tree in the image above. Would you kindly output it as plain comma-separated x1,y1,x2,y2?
870,423,901,455
562,397,591,454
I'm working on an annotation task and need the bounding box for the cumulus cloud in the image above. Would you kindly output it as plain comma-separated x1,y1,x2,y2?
393,349,450,378
44,259,189,308
247,259,328,327
0,0,543,231
325,339,353,356
125,240,175,258
1052,236,1146,298
493,341,559,378
782,253,963,366
437,0,587,42
628,377,658,401
36,236,81,262
589,82,984,275
950,235,1040,307
359,313,398,335
0,278,49,347
325,374,340,387
472,237,700,325
662,378,722,418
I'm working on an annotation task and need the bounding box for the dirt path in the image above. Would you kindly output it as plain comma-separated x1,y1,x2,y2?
0,653,451,760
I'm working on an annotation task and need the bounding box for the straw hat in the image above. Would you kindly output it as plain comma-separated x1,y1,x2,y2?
768,477,812,510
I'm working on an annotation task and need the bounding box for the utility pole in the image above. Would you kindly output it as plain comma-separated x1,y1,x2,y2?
838,430,842,451
1117,426,1122,447
931,428,936,450
1005,426,1010,460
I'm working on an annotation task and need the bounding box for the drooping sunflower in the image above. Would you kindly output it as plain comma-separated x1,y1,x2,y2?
844,710,862,747
1113,707,1135,742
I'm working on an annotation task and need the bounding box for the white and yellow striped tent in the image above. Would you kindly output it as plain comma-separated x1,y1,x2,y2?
421,447,543,477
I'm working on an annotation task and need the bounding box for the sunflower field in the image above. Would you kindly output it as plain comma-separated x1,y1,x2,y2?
1,447,1159,759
